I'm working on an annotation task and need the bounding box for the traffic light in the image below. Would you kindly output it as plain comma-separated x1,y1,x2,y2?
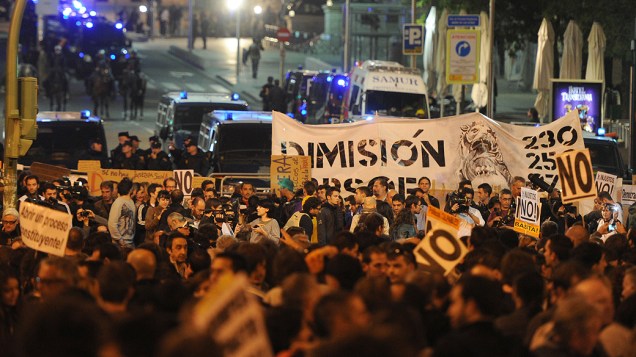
18,77,38,157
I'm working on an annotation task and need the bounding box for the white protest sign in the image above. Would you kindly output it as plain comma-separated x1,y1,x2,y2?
414,206,467,276
193,273,272,357
622,185,636,206
173,170,194,196
595,171,617,201
514,188,541,238
556,149,597,204
19,201,73,257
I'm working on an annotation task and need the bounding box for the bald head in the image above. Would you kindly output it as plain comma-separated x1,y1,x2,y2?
565,225,590,247
574,276,614,325
126,249,157,281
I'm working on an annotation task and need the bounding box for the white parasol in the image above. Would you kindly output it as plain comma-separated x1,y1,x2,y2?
422,6,437,94
559,20,583,79
585,22,606,82
470,11,490,109
435,8,448,102
532,18,554,120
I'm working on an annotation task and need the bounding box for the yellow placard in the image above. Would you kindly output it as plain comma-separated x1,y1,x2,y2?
556,149,597,203
270,155,311,191
77,160,102,172
513,219,540,238
86,169,173,196
414,205,467,276
426,205,461,230
192,176,208,191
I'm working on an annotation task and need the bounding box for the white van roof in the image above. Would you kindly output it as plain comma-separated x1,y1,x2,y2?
353,60,426,94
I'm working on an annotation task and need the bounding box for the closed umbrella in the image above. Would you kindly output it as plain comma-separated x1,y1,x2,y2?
559,20,583,79
435,7,448,116
585,22,606,82
470,11,489,109
533,18,554,120
423,6,437,94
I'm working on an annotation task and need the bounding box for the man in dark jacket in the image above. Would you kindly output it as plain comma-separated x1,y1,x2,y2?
112,140,143,169
176,142,209,176
146,141,172,170
318,187,344,245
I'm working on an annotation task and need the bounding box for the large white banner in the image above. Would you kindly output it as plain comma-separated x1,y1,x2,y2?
19,202,73,257
272,111,584,195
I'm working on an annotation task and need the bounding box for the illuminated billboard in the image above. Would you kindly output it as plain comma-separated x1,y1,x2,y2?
552,80,603,133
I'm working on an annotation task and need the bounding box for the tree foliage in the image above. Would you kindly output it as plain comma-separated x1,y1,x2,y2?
424,0,636,58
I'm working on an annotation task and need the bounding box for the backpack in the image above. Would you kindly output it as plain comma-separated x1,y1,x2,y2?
284,211,310,230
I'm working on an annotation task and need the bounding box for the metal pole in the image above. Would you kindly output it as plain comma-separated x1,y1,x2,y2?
343,0,350,72
487,0,495,118
4,0,26,210
187,0,193,50
236,10,241,80
279,42,286,84
410,0,416,68
148,0,155,39
629,19,636,168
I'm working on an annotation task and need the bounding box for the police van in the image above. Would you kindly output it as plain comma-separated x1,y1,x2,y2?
344,60,428,118
155,91,249,149
198,110,272,174
20,111,108,169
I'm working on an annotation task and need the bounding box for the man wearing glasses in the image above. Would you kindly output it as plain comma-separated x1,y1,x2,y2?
0,208,20,246
487,189,515,228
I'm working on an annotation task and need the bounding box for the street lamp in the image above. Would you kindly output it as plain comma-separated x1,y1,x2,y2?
227,0,243,79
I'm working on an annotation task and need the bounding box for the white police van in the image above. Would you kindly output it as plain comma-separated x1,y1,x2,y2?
155,91,249,149
343,60,428,119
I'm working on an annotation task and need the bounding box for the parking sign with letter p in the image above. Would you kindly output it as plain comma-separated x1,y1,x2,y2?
403,24,424,55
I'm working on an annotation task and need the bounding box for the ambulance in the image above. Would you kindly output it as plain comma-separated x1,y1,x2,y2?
343,60,428,118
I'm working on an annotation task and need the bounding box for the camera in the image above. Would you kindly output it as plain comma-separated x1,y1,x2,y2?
80,211,90,217
493,201,516,228
449,192,470,213
608,224,616,232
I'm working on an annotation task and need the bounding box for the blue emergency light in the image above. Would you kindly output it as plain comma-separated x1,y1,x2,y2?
180,91,188,99
231,93,240,101
597,127,606,136
80,110,91,119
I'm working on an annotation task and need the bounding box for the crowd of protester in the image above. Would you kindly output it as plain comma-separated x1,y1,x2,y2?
0,171,635,357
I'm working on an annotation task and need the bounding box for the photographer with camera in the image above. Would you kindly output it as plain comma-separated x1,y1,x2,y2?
593,203,626,242
75,207,105,236
449,188,484,237
487,189,515,228
444,180,472,213
42,182,71,214
18,175,43,206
